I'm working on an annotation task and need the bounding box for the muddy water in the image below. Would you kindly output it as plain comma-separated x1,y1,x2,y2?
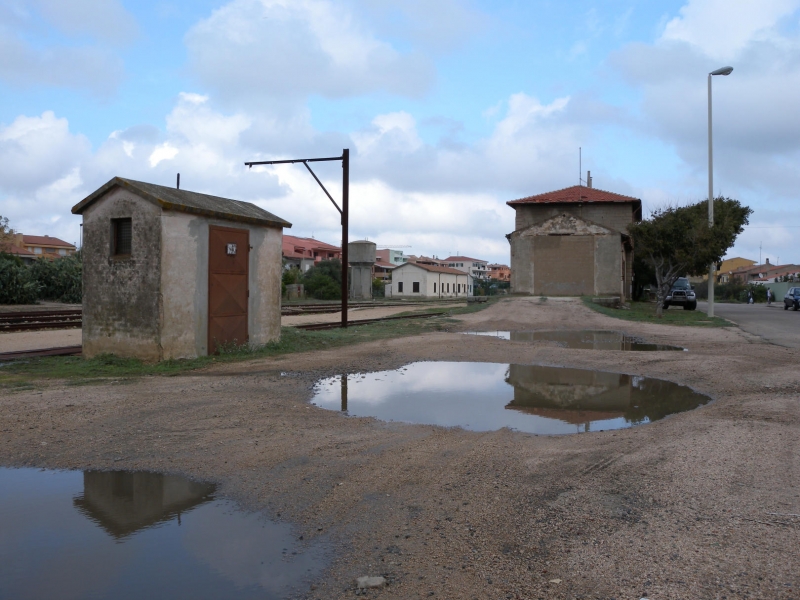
313,362,710,435
463,329,685,351
0,469,327,600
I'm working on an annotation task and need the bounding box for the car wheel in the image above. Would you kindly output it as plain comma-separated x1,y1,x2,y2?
795,304,799,311
662,303,669,309
685,302,697,311
785,304,789,310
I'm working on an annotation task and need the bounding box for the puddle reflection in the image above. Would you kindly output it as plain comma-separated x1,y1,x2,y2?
463,330,685,351
0,469,327,600
318,362,709,435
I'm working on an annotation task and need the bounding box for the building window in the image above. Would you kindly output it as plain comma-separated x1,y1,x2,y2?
33,247,42,254
398,281,404,293
413,282,420,293
112,218,132,256
447,283,450,293
433,282,437,293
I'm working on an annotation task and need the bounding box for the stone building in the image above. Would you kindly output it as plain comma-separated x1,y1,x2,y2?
72,177,291,360
506,185,641,299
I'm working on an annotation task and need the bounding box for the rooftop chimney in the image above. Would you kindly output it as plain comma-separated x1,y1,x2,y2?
766,258,770,265
586,171,592,188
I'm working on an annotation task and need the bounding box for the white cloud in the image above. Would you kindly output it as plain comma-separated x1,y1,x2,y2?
148,143,179,168
661,0,800,60
0,0,135,96
184,0,435,104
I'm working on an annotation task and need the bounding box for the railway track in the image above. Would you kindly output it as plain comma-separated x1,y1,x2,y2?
0,310,82,333
280,301,437,315
293,311,443,330
0,345,83,361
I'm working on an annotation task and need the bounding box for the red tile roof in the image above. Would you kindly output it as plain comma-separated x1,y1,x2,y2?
396,262,467,276
22,235,74,248
443,256,486,263
507,185,640,207
4,245,36,257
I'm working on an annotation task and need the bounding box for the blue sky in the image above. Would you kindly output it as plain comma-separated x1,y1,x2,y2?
2,0,800,266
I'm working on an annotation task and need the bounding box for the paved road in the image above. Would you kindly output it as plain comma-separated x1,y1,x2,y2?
697,301,800,348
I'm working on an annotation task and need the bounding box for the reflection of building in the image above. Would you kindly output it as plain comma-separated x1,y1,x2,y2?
504,364,708,430
74,471,215,539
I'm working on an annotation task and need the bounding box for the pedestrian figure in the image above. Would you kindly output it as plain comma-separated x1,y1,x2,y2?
748,289,754,304
767,288,772,305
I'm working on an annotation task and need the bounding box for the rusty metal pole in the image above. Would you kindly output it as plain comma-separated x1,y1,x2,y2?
341,148,349,328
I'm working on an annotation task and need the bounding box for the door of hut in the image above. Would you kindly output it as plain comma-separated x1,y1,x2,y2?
208,226,249,354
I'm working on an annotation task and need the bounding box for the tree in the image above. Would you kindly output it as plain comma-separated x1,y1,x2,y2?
0,215,16,252
302,259,342,300
628,197,751,317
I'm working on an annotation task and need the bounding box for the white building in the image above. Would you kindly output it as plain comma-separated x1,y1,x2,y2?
387,262,473,298
443,255,489,280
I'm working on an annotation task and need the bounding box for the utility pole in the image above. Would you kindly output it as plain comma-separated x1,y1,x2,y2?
245,149,350,328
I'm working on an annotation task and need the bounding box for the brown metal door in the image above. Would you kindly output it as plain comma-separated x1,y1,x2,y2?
208,226,249,354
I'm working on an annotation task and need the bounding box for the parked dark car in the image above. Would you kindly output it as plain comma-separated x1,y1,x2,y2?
784,287,800,310
664,277,697,310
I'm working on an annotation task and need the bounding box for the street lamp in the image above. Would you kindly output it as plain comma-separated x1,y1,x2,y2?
707,65,733,318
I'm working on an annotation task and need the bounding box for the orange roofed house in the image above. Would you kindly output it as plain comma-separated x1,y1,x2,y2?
282,235,341,272
506,184,641,299
2,233,77,264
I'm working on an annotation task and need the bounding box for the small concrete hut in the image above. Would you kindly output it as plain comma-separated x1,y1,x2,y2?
72,177,291,360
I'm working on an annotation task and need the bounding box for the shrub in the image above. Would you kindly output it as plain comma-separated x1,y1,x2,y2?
0,253,40,304
303,259,342,300
29,252,82,303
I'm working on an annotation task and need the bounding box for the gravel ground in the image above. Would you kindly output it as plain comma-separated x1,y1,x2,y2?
0,329,82,353
1,297,798,599
282,302,464,326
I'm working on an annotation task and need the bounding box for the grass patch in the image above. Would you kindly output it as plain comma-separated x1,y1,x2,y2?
582,297,731,327
0,300,500,389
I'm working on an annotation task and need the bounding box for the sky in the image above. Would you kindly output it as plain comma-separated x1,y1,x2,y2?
1,0,799,266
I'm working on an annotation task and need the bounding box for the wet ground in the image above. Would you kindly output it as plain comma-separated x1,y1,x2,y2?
462,329,686,351
0,468,327,600
1,296,798,599
312,362,709,434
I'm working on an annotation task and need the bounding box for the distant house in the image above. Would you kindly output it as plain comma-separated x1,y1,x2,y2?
372,259,396,283
488,263,511,282
712,257,756,283
443,256,489,280
2,233,76,264
282,235,341,272
376,248,408,266
506,184,642,299
21,234,76,257
388,262,472,298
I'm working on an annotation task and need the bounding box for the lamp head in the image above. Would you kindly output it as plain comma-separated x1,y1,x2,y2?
710,66,733,76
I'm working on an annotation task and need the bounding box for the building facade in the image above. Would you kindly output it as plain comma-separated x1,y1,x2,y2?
376,248,408,266
443,256,489,280
282,235,341,272
488,263,511,282
387,262,472,298
73,177,290,361
506,185,641,299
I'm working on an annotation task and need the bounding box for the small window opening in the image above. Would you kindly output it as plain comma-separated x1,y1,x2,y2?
398,281,404,293
112,218,132,256
413,282,420,293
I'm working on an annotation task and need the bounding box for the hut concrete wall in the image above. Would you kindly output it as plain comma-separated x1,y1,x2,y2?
514,203,635,235
159,213,283,359
82,189,162,360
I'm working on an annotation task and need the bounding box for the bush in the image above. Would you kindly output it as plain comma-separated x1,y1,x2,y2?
281,267,301,296
29,252,82,303
302,259,342,300
372,278,385,298
0,253,40,304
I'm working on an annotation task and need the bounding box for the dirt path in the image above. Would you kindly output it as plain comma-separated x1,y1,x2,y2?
0,329,82,352
1,297,797,599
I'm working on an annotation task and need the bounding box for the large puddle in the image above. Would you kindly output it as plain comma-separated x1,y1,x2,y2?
462,329,685,351
0,469,327,599
313,362,710,434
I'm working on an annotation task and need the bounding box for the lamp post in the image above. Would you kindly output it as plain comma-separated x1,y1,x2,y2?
707,65,733,318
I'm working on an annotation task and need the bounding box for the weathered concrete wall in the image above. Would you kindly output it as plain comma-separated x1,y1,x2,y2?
82,188,162,360
594,235,622,296
159,212,206,359
249,224,283,347
159,213,283,358
350,266,373,299
514,203,635,235
533,235,594,296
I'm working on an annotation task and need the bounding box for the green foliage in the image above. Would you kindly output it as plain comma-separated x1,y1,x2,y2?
28,252,82,303
0,252,40,304
629,197,751,316
582,297,730,327
372,277,386,298
302,259,342,300
281,267,302,295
